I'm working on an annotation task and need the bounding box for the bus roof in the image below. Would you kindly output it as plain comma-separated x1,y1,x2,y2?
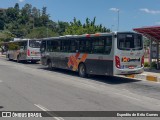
40,32,140,41
3,32,139,43
41,32,115,40
5,38,41,43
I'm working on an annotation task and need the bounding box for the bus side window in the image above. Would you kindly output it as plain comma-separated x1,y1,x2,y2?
24,41,27,50
20,41,27,50
70,39,78,52
104,36,112,54
92,37,105,54
47,40,53,52
40,41,46,52
52,40,60,52
78,38,86,53
85,38,92,53
61,40,70,52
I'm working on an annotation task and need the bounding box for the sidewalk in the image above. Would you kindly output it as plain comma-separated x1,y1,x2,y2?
123,68,160,83
0,53,6,57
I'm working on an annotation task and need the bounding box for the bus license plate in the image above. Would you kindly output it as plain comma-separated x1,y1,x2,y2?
127,71,135,74
128,66,134,69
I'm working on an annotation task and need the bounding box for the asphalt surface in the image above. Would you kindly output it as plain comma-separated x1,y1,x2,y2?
0,56,160,120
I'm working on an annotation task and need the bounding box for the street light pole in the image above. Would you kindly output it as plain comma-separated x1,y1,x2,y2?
47,23,48,38
111,25,114,31
117,9,120,31
110,8,120,31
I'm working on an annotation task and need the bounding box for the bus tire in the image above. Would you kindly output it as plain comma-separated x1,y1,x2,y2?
78,63,87,78
31,60,37,64
8,54,11,61
17,55,20,63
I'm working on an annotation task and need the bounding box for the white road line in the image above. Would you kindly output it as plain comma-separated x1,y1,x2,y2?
34,104,64,120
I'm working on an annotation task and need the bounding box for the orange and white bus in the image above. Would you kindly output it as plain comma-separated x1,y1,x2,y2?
6,39,41,63
40,32,144,77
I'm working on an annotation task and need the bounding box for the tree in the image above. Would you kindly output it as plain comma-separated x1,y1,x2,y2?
0,3,110,41
32,7,39,18
91,17,96,26
26,27,58,38
0,20,4,30
42,7,47,16
14,3,19,12
85,18,90,27
23,4,32,16
64,17,110,35
40,7,50,26
143,37,150,48
5,7,18,23
57,21,69,35
0,31,15,42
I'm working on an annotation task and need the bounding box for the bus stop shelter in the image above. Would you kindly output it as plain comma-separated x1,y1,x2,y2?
133,26,160,69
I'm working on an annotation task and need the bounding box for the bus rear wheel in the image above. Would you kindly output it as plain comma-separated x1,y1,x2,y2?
17,56,20,63
78,63,87,78
8,54,11,61
31,60,37,64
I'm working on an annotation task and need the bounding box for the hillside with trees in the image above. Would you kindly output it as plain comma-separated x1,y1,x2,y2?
0,3,110,42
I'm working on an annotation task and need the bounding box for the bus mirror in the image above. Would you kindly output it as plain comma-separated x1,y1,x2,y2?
76,50,79,53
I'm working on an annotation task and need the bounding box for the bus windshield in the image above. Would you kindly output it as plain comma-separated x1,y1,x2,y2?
29,40,41,48
117,33,142,50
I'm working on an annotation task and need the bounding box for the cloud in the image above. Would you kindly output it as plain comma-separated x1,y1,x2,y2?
19,0,25,2
140,8,160,14
109,8,119,12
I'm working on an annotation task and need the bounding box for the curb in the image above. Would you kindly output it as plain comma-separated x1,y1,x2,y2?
0,54,6,57
122,74,160,83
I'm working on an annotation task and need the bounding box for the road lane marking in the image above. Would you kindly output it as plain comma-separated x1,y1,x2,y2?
34,104,64,120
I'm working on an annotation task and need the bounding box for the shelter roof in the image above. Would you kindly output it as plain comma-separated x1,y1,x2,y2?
133,26,160,41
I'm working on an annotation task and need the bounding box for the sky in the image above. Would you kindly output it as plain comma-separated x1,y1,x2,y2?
0,0,160,31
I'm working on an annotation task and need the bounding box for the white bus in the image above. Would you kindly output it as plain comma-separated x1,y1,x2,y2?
6,39,41,63
40,32,144,77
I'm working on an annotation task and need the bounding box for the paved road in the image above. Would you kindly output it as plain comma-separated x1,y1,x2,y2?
0,57,160,120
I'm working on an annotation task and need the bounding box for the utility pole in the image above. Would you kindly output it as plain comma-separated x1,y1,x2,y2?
117,9,120,31
110,8,120,31
47,22,48,38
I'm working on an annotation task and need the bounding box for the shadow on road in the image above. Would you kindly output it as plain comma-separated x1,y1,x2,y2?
21,62,40,65
38,67,141,85
0,106,4,109
7,60,40,65
3,58,141,84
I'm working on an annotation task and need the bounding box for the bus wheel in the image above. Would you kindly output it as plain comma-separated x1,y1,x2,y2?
17,56,20,63
8,54,11,61
78,63,87,78
31,61,37,64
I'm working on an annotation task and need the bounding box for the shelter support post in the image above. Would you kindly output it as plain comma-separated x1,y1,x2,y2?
149,39,152,69
157,41,159,69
